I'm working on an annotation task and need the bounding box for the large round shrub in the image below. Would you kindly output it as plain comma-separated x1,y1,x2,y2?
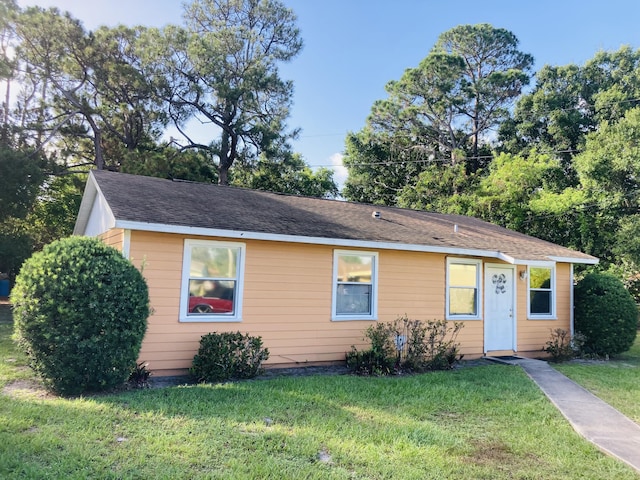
574,272,638,357
11,236,149,395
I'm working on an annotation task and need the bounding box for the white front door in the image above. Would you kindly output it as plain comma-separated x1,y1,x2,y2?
484,265,516,352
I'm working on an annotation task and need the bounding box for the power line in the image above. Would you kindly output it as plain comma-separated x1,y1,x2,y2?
307,148,582,169
300,95,640,169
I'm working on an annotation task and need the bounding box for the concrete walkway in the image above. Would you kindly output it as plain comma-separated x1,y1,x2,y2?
492,357,640,473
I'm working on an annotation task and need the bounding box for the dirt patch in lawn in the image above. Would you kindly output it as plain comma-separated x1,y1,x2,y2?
2,379,55,399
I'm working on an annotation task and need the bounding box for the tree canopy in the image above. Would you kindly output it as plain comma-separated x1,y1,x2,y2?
3,0,327,192
0,0,336,283
343,23,533,209
141,0,303,185
343,25,640,294
4,8,640,299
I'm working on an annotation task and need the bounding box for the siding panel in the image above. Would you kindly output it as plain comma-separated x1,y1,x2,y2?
123,230,575,374
515,263,572,356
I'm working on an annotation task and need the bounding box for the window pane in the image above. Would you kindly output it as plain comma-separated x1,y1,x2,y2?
530,267,551,289
190,246,238,279
449,287,477,315
449,264,477,287
337,255,372,283
530,290,551,315
336,284,372,315
188,279,235,315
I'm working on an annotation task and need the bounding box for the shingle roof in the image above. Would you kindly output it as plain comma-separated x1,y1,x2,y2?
81,170,597,264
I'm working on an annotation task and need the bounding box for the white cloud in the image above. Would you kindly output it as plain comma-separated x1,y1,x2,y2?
329,152,348,191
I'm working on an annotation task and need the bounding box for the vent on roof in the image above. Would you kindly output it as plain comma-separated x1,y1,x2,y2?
454,224,459,233
372,211,381,219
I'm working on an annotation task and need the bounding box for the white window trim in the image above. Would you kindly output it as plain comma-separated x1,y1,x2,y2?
446,257,483,320
332,249,378,321
527,263,556,320
179,239,246,322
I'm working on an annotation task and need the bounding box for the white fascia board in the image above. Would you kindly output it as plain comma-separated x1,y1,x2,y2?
502,254,598,266
73,173,98,235
570,264,575,336
519,259,557,267
115,220,508,259
548,255,599,265
114,220,597,264
497,252,517,264
73,171,116,237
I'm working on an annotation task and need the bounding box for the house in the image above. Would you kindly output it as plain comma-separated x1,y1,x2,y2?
74,170,598,376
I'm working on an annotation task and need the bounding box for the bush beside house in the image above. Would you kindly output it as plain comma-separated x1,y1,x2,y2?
347,316,463,375
11,237,149,395
574,272,638,357
191,331,270,382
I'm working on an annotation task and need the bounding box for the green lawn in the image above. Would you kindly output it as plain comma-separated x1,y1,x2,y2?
556,337,640,424
1,307,638,479
0,302,11,323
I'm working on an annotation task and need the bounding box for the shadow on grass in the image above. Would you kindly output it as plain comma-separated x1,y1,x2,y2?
0,304,12,324
0,369,519,478
2,312,639,478
3,365,639,479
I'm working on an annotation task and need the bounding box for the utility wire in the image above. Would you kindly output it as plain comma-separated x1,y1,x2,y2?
302,95,640,169
307,149,582,169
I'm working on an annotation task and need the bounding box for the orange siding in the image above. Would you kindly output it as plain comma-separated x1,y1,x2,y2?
123,229,574,375
98,228,124,251
516,263,572,356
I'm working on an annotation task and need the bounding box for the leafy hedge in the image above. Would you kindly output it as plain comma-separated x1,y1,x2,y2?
574,272,637,357
11,236,149,395
347,316,463,375
191,331,269,382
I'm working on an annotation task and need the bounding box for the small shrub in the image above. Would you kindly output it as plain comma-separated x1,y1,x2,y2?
191,331,269,382
11,236,149,396
128,361,152,388
346,322,396,375
346,322,397,375
574,272,638,357
346,316,463,375
346,345,396,376
399,316,464,372
543,329,585,362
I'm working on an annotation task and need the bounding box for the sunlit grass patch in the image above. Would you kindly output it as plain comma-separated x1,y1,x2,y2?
0,311,638,478
556,337,640,423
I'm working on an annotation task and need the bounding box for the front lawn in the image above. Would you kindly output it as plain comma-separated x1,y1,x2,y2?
0,308,638,479
555,337,640,424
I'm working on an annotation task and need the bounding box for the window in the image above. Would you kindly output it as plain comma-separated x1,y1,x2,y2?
332,250,378,320
528,266,555,318
180,240,245,322
446,258,481,320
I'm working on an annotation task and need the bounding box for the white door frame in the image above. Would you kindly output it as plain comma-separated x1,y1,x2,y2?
484,264,517,353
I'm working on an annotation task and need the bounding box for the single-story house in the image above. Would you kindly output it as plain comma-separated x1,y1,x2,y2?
74,170,598,376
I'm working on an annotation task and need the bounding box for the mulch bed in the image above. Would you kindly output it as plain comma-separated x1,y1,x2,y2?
149,358,496,389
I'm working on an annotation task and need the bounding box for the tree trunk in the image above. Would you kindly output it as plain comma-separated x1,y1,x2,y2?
1,76,8,143
218,128,237,186
85,116,104,170
94,129,104,170
472,90,480,172
218,164,229,186
219,130,231,185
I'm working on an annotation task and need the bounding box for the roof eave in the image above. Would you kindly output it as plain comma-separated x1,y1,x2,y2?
548,255,599,265
73,171,99,235
114,219,599,264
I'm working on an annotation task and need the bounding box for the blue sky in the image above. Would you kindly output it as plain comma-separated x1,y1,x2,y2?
17,0,640,185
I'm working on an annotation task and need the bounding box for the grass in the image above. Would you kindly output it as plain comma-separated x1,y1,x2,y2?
0,302,11,323
1,305,638,479
555,337,640,424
